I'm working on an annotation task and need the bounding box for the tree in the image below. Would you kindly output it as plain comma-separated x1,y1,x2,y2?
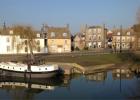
132,8,140,50
12,25,37,64
137,7,140,24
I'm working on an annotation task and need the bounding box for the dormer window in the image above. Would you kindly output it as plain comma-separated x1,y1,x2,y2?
63,33,67,37
51,32,55,37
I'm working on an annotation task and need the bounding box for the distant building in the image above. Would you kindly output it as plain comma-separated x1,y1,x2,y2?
85,25,107,49
47,25,71,53
132,24,140,50
74,33,85,50
112,28,136,51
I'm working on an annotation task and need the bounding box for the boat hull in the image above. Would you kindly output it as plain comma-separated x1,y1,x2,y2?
0,69,59,79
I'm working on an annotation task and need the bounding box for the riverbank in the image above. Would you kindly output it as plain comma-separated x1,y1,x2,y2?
0,53,140,66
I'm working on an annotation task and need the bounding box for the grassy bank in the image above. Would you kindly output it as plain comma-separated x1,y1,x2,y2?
0,52,140,67
44,53,140,67
44,54,123,67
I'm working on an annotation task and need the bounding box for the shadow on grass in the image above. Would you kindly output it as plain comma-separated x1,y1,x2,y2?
117,52,140,64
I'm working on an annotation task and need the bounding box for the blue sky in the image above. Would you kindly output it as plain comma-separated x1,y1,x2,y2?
0,0,140,33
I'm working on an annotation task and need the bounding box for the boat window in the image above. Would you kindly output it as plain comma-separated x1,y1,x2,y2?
3,66,5,68
39,68,41,70
45,68,47,70
20,68,21,70
8,67,9,69
13,67,14,69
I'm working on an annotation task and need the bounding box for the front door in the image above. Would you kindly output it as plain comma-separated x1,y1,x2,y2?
58,48,62,53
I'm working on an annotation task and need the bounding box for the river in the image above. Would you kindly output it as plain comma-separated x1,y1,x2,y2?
0,67,140,99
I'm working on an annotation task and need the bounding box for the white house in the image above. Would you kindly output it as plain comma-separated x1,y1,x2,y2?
0,30,48,54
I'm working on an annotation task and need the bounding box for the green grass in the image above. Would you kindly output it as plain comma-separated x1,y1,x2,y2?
44,54,123,66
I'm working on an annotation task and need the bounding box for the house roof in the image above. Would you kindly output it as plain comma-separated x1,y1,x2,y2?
112,28,136,36
47,27,71,39
88,26,102,29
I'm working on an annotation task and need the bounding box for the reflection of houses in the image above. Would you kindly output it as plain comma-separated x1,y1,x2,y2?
85,72,107,81
112,68,134,80
74,33,85,50
112,29,136,51
47,25,71,53
85,25,107,49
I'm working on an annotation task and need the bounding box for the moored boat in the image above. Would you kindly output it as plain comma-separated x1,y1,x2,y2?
0,62,60,78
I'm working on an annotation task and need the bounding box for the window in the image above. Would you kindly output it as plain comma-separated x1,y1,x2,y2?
122,44,125,47
63,33,67,37
37,40,40,45
25,40,27,45
97,28,101,33
7,37,9,42
127,32,130,35
117,44,120,47
25,47,28,52
51,32,55,37
93,35,96,40
7,46,10,52
65,40,67,44
93,29,96,33
98,35,101,40
37,47,40,52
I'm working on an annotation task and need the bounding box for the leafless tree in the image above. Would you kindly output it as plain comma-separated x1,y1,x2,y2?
137,7,140,24
12,25,37,64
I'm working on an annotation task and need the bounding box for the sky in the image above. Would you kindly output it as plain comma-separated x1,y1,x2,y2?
0,0,140,33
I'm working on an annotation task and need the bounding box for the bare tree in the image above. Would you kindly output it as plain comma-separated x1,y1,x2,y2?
137,7,140,24
12,25,37,64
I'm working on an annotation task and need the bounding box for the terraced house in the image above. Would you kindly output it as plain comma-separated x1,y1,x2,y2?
112,28,136,51
85,25,107,49
47,25,71,53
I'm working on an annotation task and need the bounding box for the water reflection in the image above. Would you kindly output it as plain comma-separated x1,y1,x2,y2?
85,71,107,81
1,67,140,99
0,76,64,100
112,68,134,80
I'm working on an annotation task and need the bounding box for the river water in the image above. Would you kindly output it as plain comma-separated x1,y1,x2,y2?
0,67,140,100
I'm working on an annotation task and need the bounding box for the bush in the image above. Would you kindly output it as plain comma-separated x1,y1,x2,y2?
75,47,80,51
84,47,88,50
